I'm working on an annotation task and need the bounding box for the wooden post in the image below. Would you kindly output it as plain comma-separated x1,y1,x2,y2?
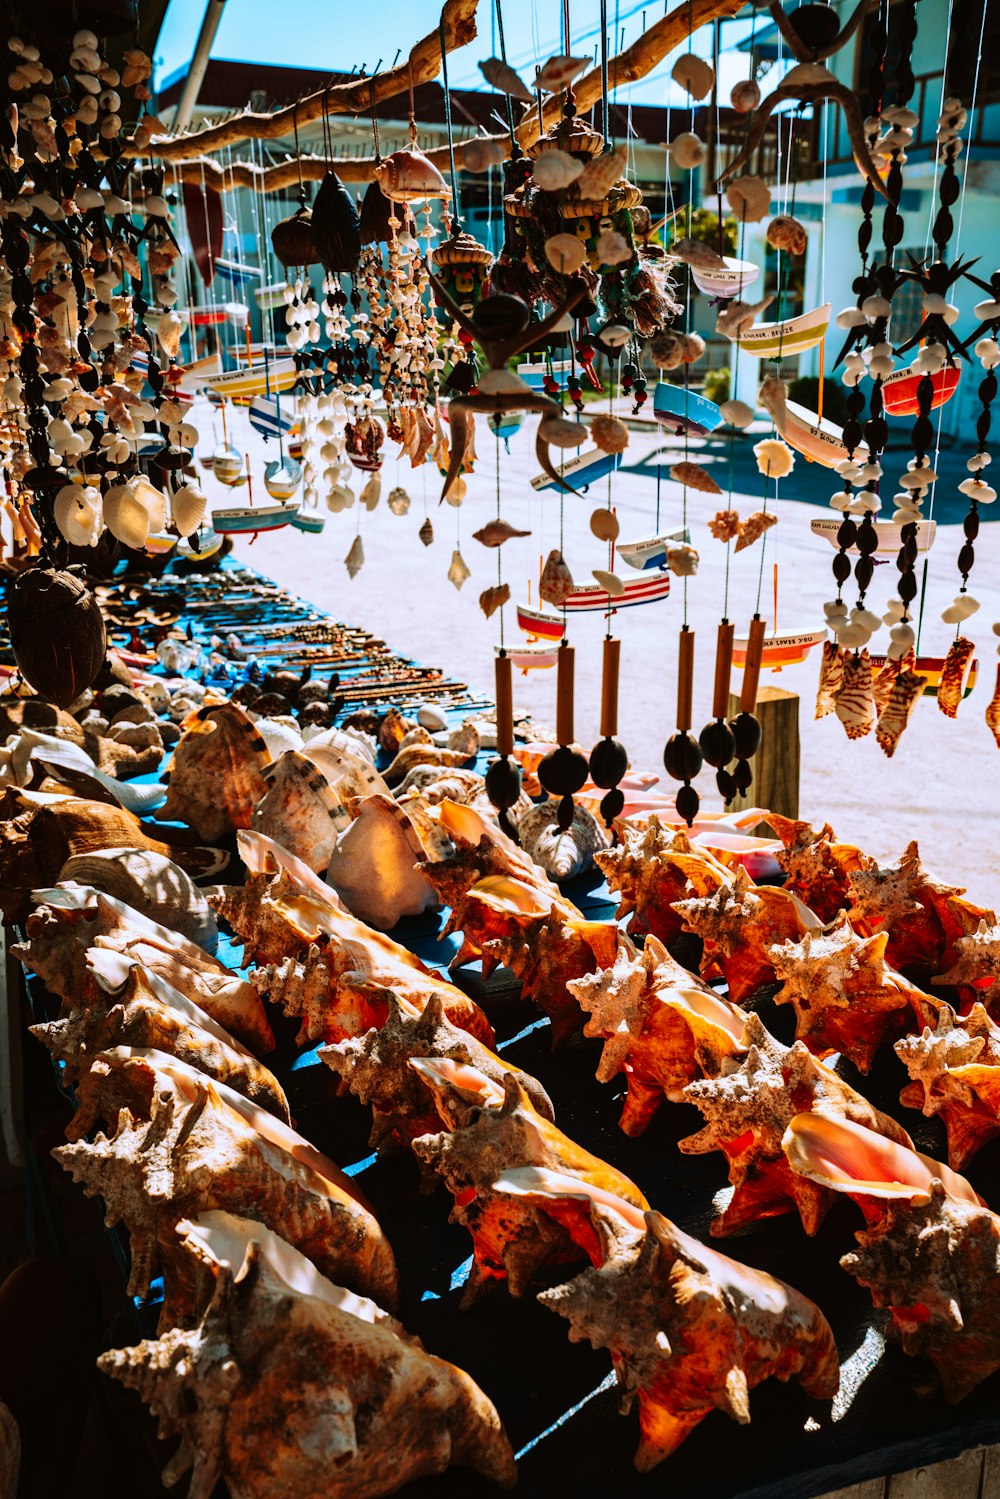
727,683,800,820
0,922,25,1183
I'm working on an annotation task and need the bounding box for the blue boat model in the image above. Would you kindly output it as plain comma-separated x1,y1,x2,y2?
652,382,723,438
530,447,623,492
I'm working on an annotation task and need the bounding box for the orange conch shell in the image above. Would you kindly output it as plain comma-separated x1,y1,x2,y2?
325,792,441,929
411,1075,648,1305
768,913,916,1073
680,1014,912,1236
320,991,553,1156
55,1047,398,1326
782,1113,999,1402
98,1212,516,1497
986,663,1000,747
897,993,1000,1169
593,814,730,943
374,144,450,203
157,703,272,840
766,813,863,923
876,665,926,756
567,933,748,1135
674,865,821,1003
13,886,274,1052
834,649,875,739
934,915,1000,1014
847,839,994,975
30,952,289,1125
537,1206,839,1469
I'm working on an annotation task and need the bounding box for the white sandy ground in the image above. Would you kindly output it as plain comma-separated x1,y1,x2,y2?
197,405,1000,909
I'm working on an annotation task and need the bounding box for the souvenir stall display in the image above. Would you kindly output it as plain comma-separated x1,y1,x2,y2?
2,0,1000,1496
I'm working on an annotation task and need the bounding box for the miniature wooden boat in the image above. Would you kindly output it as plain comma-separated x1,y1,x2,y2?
201,358,298,402
810,516,937,556
530,447,622,492
869,653,978,699
175,354,223,397
652,382,723,437
563,570,671,613
488,411,524,444
211,444,246,486
497,641,559,671
733,627,825,669
882,364,960,417
182,302,250,327
519,356,572,392
263,458,302,500
211,501,301,535
517,603,566,641
736,303,831,359
617,528,691,571
249,395,296,441
771,398,868,468
691,256,760,299
176,526,224,561
291,509,326,534
143,533,179,558
255,282,289,312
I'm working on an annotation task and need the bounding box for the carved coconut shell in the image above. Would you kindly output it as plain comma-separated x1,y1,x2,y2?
310,171,361,274
7,566,106,708
271,205,318,269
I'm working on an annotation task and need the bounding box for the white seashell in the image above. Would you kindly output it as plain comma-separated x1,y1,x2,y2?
671,53,715,100
417,704,449,733
837,623,871,648
532,150,584,191
326,794,438,929
595,229,631,266
852,608,882,632
824,600,849,621
977,339,1000,369
592,569,624,596
519,800,607,879
462,137,507,173
950,594,980,619
103,475,167,549
900,467,936,488
968,452,992,471
836,306,868,329
538,416,588,448
447,548,470,589
345,534,365,579
171,484,207,535
535,54,588,92
975,300,1000,321
544,232,587,272
59,848,218,952
54,482,103,547
720,398,754,428
861,295,891,320
326,483,355,513
360,474,381,511
669,131,706,170
959,477,997,503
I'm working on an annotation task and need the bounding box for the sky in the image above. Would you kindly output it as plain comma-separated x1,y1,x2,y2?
154,0,762,112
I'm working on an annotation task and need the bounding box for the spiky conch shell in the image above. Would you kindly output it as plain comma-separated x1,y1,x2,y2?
680,1013,913,1237
567,932,748,1135
30,955,289,1126
765,813,864,925
896,993,1000,1170
320,989,553,1157
54,1047,398,1328
537,1203,838,1469
411,1074,649,1306
674,866,820,1004
782,1112,997,1403
97,1212,516,1498
593,815,729,944
156,702,272,841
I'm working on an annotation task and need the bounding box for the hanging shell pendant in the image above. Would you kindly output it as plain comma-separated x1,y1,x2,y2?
938,635,976,718
835,650,875,740
815,640,845,720
388,486,411,515
448,549,470,590
876,666,927,757
987,663,1000,748
344,535,365,579
539,549,574,607
419,517,434,547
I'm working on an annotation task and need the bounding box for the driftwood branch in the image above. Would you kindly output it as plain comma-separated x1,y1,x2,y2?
156,0,749,193
149,0,481,161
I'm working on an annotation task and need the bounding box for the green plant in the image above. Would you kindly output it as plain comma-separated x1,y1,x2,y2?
787,376,847,425
668,207,738,257
702,366,731,404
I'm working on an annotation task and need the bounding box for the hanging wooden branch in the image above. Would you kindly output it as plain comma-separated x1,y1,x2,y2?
149,0,481,161
152,0,746,193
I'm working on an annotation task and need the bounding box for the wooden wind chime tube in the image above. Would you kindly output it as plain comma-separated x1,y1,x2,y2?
740,615,767,715
495,650,514,759
677,625,695,733
556,642,575,746
713,620,735,720
599,636,620,738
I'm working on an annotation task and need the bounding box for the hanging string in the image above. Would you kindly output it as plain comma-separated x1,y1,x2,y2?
495,427,505,650
599,0,609,142
438,18,461,218
493,0,518,147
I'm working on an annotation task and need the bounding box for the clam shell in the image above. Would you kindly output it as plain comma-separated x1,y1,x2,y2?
533,151,584,191
590,508,620,542
535,54,588,92
671,52,715,100
54,483,103,547
544,231,587,271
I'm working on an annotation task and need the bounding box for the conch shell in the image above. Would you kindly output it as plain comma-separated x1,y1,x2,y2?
55,1047,399,1324
374,145,450,202
896,993,1000,1169
58,846,218,952
835,649,875,740
766,813,863,923
411,1075,648,1305
97,1211,516,1496
538,1204,838,1468
251,750,350,874
32,952,288,1126
156,703,272,841
670,460,720,494
681,1014,912,1236
594,815,729,943
539,549,574,607
876,665,926,756
938,634,975,718
815,639,845,719
516,800,608,879
847,839,993,976
325,792,440,930
14,886,273,1052
733,509,777,552
934,916,1000,1012
769,913,916,1073
782,1113,999,1402
320,990,553,1156
567,933,748,1135
674,865,821,1003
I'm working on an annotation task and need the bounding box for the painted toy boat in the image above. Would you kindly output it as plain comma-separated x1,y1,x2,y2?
736,302,831,359
211,502,300,535
255,282,289,312
517,603,566,641
882,364,960,417
810,516,937,556
488,411,524,444
201,358,298,402
617,528,691,571
211,444,246,486
249,394,296,441
652,382,723,437
770,398,868,468
691,256,760,299
563,570,671,612
176,526,224,561
263,458,302,500
519,356,572,392
869,653,978,699
291,509,326,534
530,446,623,492
733,627,825,669
498,641,560,671
175,354,223,397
